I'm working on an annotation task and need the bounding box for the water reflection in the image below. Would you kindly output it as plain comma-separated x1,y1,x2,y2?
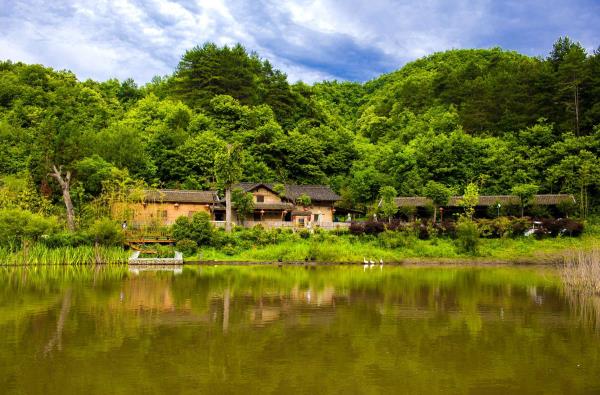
128,264,183,275
0,265,599,394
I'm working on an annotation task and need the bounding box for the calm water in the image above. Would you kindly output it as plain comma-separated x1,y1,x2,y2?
0,264,599,394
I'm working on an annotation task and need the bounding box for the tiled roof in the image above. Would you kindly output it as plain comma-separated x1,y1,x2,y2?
234,183,341,202
144,189,217,204
395,194,575,207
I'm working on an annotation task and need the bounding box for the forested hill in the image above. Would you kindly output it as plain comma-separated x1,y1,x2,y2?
1,38,599,214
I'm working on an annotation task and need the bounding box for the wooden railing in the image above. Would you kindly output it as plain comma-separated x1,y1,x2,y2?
210,221,350,230
124,229,174,244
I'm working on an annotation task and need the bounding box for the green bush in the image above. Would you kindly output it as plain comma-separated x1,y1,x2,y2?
509,217,530,236
492,217,512,238
172,212,213,246
176,239,198,256
455,217,480,255
222,244,237,256
0,208,59,249
378,230,415,249
40,231,91,248
89,218,124,246
298,229,311,239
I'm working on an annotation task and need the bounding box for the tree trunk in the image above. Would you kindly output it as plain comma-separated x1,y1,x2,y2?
574,84,580,136
521,204,524,218
433,205,437,223
225,187,232,232
49,165,75,231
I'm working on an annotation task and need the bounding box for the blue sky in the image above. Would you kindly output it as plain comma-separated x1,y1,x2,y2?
1,0,599,84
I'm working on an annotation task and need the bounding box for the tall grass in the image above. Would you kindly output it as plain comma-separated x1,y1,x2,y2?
0,244,128,265
190,234,598,264
561,248,600,330
562,248,600,294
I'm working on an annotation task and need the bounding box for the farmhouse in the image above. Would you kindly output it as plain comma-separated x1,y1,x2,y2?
123,184,342,229
394,194,576,218
221,183,341,228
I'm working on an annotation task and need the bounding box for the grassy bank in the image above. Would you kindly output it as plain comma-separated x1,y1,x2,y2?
188,232,600,264
1,227,598,266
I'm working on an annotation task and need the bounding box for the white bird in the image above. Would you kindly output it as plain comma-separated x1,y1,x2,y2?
379,258,384,270
363,257,369,271
369,258,375,269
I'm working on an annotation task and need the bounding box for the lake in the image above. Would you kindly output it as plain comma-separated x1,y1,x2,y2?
0,264,599,394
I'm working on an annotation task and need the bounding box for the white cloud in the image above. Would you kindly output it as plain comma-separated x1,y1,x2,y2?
0,0,598,84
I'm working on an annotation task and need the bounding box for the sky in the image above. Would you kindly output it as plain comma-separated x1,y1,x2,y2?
1,0,599,84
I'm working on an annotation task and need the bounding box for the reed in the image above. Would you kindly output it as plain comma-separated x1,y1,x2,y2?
0,244,129,265
561,248,600,330
561,248,600,294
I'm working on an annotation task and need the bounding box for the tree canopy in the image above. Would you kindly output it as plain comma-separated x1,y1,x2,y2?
0,36,599,228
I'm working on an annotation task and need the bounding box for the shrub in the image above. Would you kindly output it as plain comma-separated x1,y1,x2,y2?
89,218,125,246
172,212,213,246
413,221,430,240
307,242,338,262
440,219,457,238
509,217,530,237
533,227,548,239
562,219,584,237
378,230,415,249
455,217,480,255
298,229,311,239
40,231,91,248
542,218,584,237
349,222,364,235
492,217,512,238
0,208,60,249
478,219,495,238
222,243,237,256
176,239,198,256
363,221,385,235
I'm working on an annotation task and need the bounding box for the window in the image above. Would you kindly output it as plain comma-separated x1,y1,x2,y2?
256,194,265,203
161,210,168,218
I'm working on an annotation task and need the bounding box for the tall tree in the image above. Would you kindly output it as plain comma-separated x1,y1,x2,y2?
214,144,242,232
378,186,398,223
511,183,539,217
550,37,589,135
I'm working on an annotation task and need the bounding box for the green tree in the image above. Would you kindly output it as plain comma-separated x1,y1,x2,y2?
547,151,600,218
378,186,398,222
423,181,452,222
458,183,479,219
232,188,255,225
214,144,243,232
511,183,539,217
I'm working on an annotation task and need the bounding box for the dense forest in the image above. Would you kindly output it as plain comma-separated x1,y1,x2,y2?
1,37,599,224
